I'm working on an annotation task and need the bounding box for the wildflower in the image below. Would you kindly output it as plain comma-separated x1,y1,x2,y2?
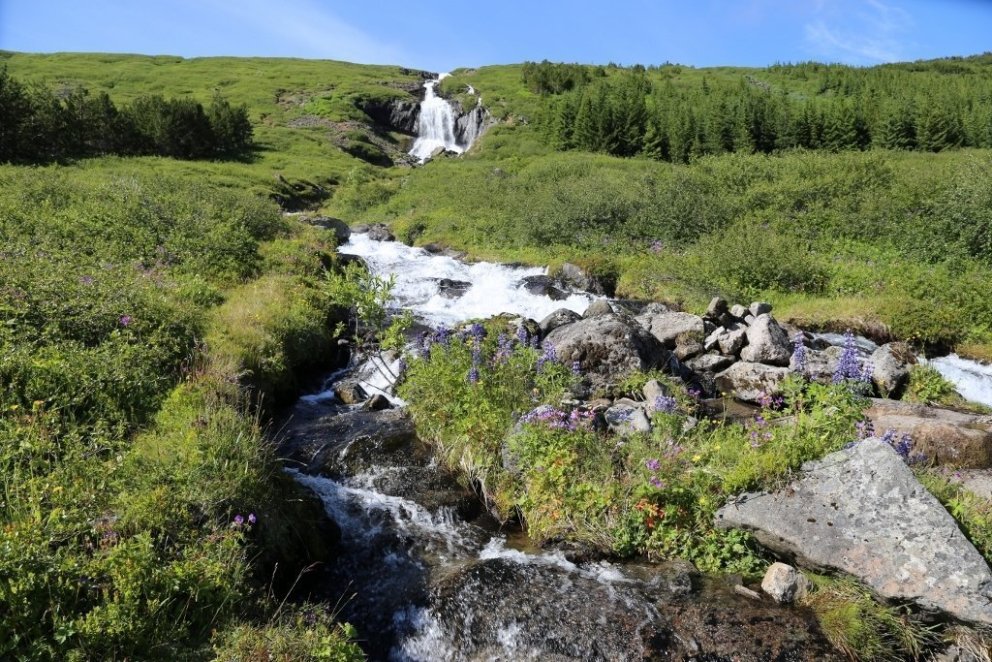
571,360,582,375
433,325,451,346
495,333,514,364
649,239,664,253
521,405,573,430
645,458,661,472
79,275,94,285
652,395,677,414
650,477,665,489
467,366,480,384
881,428,912,459
753,414,767,427
791,334,807,376
535,345,558,372
691,454,702,463
516,324,529,345
832,330,861,384
119,315,133,327
469,322,487,341
247,513,257,525
855,419,874,440
233,514,244,526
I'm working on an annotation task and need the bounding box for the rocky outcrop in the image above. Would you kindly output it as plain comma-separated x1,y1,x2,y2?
520,275,568,301
865,399,992,468
871,342,915,396
359,97,421,134
604,398,652,434
556,262,612,296
539,308,582,336
739,314,791,366
638,311,706,347
716,439,992,626
543,313,667,389
714,362,791,402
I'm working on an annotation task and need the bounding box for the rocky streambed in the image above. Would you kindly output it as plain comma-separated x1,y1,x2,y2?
279,227,992,660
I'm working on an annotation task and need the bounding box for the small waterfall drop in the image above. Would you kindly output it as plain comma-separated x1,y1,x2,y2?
409,73,486,161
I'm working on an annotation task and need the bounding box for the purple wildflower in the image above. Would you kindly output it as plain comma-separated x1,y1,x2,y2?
855,419,874,440
571,360,582,375
433,325,451,346
495,333,514,364
791,334,807,376
652,395,677,414
467,366,480,384
649,240,664,253
247,513,257,525
233,514,244,526
521,405,573,430
650,477,665,489
645,458,661,472
516,324,529,345
119,315,133,327
469,322,487,340
535,345,558,372
881,428,912,459
832,330,861,384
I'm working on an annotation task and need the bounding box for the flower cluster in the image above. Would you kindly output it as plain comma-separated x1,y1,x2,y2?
790,334,807,376
644,458,665,489
756,391,784,410
880,428,913,459
652,395,678,414
232,512,257,528
832,330,871,385
535,344,558,372
520,404,592,431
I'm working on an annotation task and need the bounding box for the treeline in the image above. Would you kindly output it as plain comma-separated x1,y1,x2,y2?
526,58,992,162
0,67,252,163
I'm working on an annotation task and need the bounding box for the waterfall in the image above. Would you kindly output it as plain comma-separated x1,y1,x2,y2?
409,73,487,162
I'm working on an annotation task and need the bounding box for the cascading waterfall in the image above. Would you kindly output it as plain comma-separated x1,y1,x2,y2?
409,73,485,161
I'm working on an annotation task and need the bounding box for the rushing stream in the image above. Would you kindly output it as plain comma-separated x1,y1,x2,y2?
282,231,992,660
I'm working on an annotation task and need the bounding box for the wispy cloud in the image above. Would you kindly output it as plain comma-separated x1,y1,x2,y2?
804,0,914,64
197,0,409,65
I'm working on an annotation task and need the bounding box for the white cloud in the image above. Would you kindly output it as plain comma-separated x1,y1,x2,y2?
198,0,410,65
804,0,914,64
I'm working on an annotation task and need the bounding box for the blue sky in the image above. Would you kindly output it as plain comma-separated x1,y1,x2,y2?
1,0,989,72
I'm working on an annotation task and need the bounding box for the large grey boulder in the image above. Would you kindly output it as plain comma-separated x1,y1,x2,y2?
870,342,915,396
718,325,748,356
582,299,614,318
539,308,582,336
557,262,610,295
716,439,992,626
544,313,667,389
714,362,791,402
604,399,652,434
865,399,992,468
637,311,705,347
686,353,734,374
739,314,791,366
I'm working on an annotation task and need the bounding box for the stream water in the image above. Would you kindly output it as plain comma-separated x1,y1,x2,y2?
283,232,992,659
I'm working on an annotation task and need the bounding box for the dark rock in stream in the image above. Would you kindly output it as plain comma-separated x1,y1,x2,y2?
520,274,569,301
395,557,840,661
436,277,472,299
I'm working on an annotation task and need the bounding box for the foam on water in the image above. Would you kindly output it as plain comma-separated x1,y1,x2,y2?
924,354,992,408
339,233,598,326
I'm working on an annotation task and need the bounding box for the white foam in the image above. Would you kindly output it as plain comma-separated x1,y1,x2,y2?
339,234,597,327
924,354,992,408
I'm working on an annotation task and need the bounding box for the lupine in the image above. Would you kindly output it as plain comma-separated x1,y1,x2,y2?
495,333,514,364
535,344,558,372
516,324,529,344
467,365,480,384
469,322,487,341
832,330,861,383
652,395,677,414
880,428,913,459
644,458,661,471
521,405,573,430
856,419,874,440
791,334,807,376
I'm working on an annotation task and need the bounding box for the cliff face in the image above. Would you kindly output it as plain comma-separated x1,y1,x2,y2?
359,98,421,135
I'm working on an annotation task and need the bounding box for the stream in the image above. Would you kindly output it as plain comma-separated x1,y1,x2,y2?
280,232,992,660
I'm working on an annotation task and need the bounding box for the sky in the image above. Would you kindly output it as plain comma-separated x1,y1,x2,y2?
1,0,989,72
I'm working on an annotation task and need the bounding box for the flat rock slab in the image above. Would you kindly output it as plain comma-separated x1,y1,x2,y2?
715,439,992,626
866,398,992,468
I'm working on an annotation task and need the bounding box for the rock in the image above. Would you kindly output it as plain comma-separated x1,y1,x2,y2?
304,215,351,243
686,353,734,374
733,584,762,600
365,223,395,242
730,304,748,319
865,399,992,468
749,301,773,317
949,470,992,500
739,314,791,366
706,297,729,319
280,408,417,473
674,331,704,361
715,439,992,626
871,342,916,396
643,379,671,405
582,299,614,318
718,325,748,356
363,393,392,411
638,311,706,347
334,379,367,405
714,362,791,402
538,308,582,336
605,399,652,434
557,262,610,295
436,278,471,299
358,97,420,134
520,275,568,301
544,314,668,390
761,563,810,604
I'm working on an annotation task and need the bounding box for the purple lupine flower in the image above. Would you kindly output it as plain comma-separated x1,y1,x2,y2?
233,514,244,526
469,322,487,340
516,324,529,345
494,333,513,364
521,405,573,430
855,419,874,440
881,428,912,459
791,334,807,376
832,330,861,383
535,345,558,372
434,325,451,346
119,315,133,327
247,513,257,525
753,414,767,427
652,395,677,414
645,458,661,472
531,335,541,349
649,240,664,253
467,366,480,384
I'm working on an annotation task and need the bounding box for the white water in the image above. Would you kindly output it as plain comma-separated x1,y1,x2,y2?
924,354,992,408
339,233,598,326
410,74,463,161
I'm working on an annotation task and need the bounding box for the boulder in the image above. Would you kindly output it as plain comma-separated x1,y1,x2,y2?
544,314,667,389
582,299,614,318
870,342,916,397
948,470,992,501
539,308,582,336
365,223,395,242
304,215,351,243
686,353,734,374
520,275,568,301
740,314,791,366
749,301,773,317
363,393,392,411
716,439,992,626
717,325,748,356
761,563,810,604
714,362,791,402
557,262,610,295
334,379,367,405
674,331,705,361
643,379,671,405
638,311,706,347
605,399,652,434
865,399,992,468
436,278,471,300
730,304,749,319
706,297,729,319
